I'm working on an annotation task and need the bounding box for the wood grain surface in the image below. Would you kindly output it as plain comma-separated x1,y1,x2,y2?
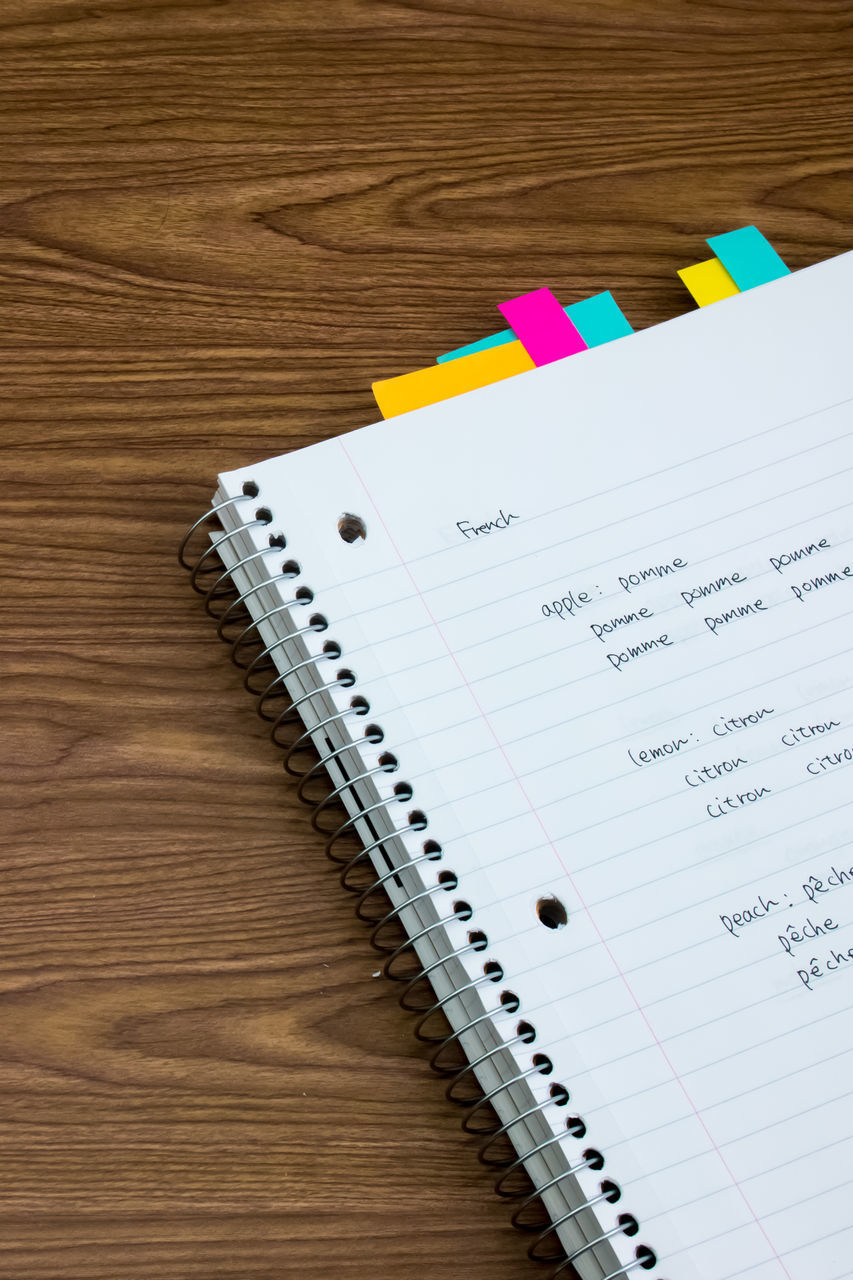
1,2,851,1277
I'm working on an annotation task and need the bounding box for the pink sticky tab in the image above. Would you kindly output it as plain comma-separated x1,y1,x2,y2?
497,287,587,367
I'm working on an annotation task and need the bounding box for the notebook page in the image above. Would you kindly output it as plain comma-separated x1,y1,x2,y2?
220,249,853,1279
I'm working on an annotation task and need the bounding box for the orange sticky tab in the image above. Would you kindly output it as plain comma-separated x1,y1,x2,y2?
372,339,535,418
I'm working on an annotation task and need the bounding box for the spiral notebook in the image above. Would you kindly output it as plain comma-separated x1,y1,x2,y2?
182,247,853,1280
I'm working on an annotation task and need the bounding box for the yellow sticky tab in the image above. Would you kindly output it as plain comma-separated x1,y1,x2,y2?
677,258,740,307
372,339,535,418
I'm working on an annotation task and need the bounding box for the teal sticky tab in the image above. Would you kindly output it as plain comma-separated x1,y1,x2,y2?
567,291,634,346
706,226,790,291
437,291,632,363
436,327,515,363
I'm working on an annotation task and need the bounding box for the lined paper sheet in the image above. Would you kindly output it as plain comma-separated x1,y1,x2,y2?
221,250,853,1279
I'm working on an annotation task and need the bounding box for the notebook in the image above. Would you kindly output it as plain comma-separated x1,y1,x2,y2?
181,246,853,1280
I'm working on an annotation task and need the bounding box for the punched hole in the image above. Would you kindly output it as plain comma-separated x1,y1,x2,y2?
294,587,314,604
377,752,398,772
601,1179,622,1204
499,990,520,1014
423,839,442,858
309,613,328,632
618,1214,640,1238
536,895,568,930
467,930,488,951
321,641,342,660
349,695,370,716
336,667,356,687
532,1053,553,1075
584,1148,605,1172
407,809,428,831
566,1116,587,1138
280,559,300,576
393,782,414,802
517,1020,536,1045
255,507,273,524
636,1245,657,1270
338,513,367,543
452,900,473,922
242,480,259,497
483,959,503,979
549,1082,570,1106
437,870,458,891
364,724,384,745
268,532,286,549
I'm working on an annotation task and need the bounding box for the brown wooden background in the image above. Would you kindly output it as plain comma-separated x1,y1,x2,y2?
1,2,851,1277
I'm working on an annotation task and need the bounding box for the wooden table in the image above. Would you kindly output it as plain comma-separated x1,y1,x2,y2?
1,3,850,1277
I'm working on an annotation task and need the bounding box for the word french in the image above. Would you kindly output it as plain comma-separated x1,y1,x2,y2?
457,509,518,540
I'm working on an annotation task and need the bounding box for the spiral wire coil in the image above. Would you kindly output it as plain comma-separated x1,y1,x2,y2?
180,494,661,1280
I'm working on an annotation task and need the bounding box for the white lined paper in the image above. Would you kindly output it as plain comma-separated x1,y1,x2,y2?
222,249,853,1278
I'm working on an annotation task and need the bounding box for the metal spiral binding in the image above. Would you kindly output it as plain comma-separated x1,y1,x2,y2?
553,1218,645,1276
230,593,314,667
242,615,330,694
412,966,503,1038
321,786,412,862
477,1084,569,1167
336,816,427,889
180,496,661,1280
444,1024,537,1104
368,873,459,952
255,644,343,720
380,904,473,981
396,933,490,1013
189,514,273,593
206,542,291,619
429,990,520,1075
267,666,354,738
593,1251,658,1279
215,560,295,637
528,1182,623,1262
284,699,370,777
511,1153,604,1228
458,1059,555,1138
494,1119,591,1197
309,753,399,830
177,489,258,570
354,842,442,922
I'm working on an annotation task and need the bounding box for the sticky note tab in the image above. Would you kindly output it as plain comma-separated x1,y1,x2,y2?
497,288,587,367
567,290,634,346
677,258,740,307
372,339,534,419
437,327,516,363
706,226,790,291
437,290,631,364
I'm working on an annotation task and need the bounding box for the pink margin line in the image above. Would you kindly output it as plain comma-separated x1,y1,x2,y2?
339,436,793,1279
